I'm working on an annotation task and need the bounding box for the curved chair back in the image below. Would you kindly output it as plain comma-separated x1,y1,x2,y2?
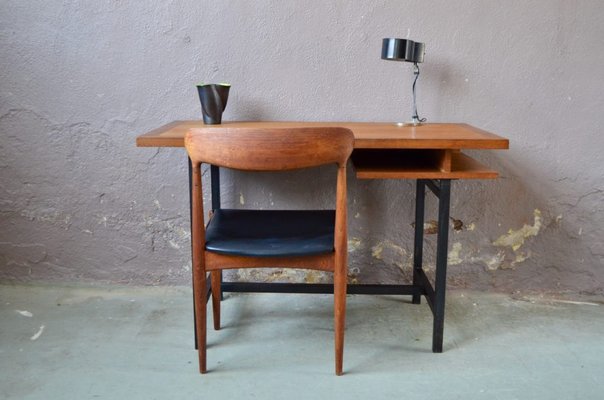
185,127,354,170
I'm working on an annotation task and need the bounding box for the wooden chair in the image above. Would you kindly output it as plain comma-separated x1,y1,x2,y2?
185,126,354,375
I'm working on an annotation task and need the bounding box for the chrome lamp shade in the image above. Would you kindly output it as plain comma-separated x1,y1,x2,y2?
381,38,425,63
381,38,426,126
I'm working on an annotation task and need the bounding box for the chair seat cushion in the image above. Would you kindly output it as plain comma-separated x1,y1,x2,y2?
205,209,335,257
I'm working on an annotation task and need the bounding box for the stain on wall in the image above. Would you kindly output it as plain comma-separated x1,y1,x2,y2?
493,209,542,252
1,1,603,294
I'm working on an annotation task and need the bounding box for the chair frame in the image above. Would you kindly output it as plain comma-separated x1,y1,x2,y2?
186,127,354,375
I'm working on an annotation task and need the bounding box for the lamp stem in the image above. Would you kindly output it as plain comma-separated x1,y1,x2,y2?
410,63,425,125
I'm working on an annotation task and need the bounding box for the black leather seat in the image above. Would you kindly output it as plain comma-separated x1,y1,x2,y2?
205,209,335,257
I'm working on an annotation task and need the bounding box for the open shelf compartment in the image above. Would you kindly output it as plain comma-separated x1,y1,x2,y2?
351,149,498,179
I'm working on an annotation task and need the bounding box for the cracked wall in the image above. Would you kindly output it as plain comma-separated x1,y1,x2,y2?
1,1,603,294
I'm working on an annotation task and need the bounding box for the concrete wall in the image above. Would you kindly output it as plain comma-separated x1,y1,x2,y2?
1,1,603,293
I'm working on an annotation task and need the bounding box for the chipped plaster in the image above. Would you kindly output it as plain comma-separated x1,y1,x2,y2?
348,237,362,252
448,243,463,266
484,252,506,271
493,209,542,252
371,240,413,271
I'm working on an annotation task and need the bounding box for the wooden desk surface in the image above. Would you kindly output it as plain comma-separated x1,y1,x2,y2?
136,121,509,150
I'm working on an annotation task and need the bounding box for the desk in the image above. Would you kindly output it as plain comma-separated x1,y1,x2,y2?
137,121,508,352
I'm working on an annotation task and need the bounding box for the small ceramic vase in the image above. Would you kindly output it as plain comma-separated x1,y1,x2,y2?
196,83,231,125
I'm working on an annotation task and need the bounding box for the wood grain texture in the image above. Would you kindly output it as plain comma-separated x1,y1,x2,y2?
210,271,221,331
333,165,347,376
190,164,207,373
137,120,509,150
185,127,354,170
204,252,334,271
438,150,452,172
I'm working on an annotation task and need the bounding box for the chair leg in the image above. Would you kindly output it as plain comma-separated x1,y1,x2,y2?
334,268,347,376
194,271,208,374
211,271,221,330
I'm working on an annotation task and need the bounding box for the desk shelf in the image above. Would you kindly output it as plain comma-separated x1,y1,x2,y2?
351,149,498,180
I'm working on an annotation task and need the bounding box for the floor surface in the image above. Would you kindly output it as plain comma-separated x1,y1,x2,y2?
1,284,603,399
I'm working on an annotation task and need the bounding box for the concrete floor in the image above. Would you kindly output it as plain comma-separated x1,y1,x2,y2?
1,284,603,400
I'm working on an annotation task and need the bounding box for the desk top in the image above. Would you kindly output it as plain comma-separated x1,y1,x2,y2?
136,121,509,150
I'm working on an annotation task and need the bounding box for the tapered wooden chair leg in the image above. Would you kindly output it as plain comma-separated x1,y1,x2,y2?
334,269,346,376
194,271,208,374
211,270,221,330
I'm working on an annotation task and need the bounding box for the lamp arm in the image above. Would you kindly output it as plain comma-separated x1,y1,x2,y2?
411,63,427,124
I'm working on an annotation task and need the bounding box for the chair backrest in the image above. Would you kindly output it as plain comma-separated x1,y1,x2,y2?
185,127,354,170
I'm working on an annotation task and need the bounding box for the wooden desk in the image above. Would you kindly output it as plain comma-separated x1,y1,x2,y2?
137,120,509,353
137,121,507,178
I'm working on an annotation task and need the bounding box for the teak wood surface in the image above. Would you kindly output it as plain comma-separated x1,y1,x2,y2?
137,120,508,180
186,127,353,171
137,120,509,150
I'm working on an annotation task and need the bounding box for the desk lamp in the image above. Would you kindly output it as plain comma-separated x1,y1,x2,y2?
381,38,426,126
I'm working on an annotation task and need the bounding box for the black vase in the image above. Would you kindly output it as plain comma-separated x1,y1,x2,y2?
196,83,230,125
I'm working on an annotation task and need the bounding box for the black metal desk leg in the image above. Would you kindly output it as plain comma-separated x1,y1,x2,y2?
412,179,426,304
432,179,451,353
210,165,221,210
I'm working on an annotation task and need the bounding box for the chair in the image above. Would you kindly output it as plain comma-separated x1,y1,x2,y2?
185,126,354,375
